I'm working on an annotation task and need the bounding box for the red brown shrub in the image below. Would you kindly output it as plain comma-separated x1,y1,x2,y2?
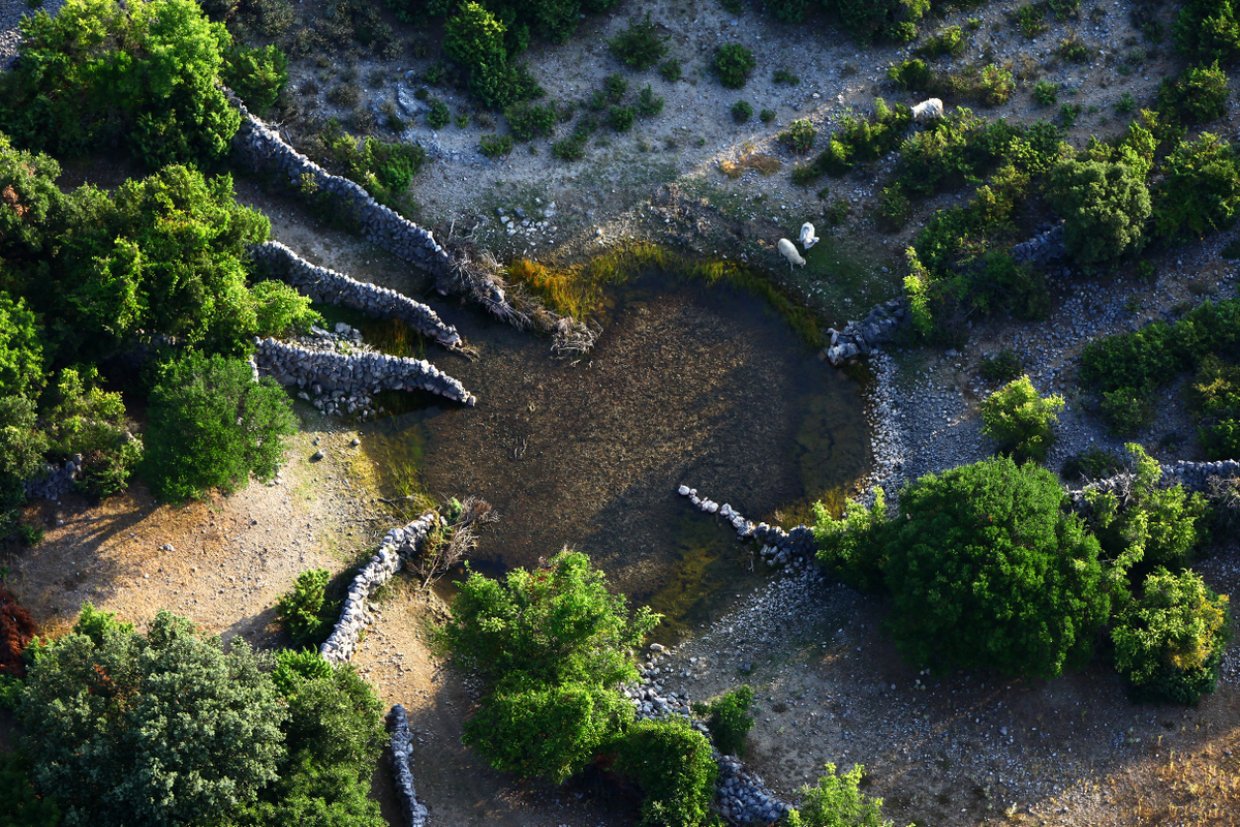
0,586,37,677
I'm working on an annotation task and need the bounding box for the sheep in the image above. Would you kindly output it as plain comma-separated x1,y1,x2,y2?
799,222,819,251
911,97,944,121
777,238,806,269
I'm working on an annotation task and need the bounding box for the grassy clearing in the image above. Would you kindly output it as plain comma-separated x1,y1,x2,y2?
506,241,828,346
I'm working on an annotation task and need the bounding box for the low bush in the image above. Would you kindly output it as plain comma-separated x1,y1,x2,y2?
551,133,588,161
42,368,143,498
916,25,967,58
712,43,757,89
277,569,337,649
608,15,667,71
731,100,753,123
978,63,1016,105
876,185,911,231
658,59,683,82
612,718,718,827
979,349,1024,384
1032,80,1059,105
780,118,818,153
504,101,557,141
1153,132,1240,240
480,133,514,157
636,85,665,118
315,121,426,207
1112,568,1230,704
608,105,636,132
887,58,932,91
250,281,323,338
980,375,1065,462
1194,357,1240,459
426,98,451,129
785,763,893,827
692,685,754,755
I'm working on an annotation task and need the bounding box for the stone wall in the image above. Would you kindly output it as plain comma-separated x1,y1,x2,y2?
254,337,476,407
320,511,441,664
250,240,462,350
24,455,82,502
677,485,815,568
388,704,430,827
824,298,909,366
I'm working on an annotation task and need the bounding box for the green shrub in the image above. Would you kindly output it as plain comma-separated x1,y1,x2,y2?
1154,132,1240,240
884,457,1110,677
978,63,1016,105
916,25,967,58
1160,61,1230,124
316,121,426,207
712,43,757,89
142,351,297,501
875,184,911,231
980,375,1065,462
1014,4,1047,37
426,97,451,129
1056,34,1092,63
658,58,683,82
1049,156,1151,265
43,367,142,498
1175,0,1240,64
20,610,285,825
636,85,665,118
1,0,242,166
1112,568,1230,704
773,68,801,85
480,132,514,157
277,569,337,649
250,281,323,338
551,133,588,160
603,73,628,103
731,100,753,123
608,105,636,132
222,43,288,115
814,488,888,591
505,101,557,141
1032,80,1059,105
440,551,658,784
784,763,893,827
887,58,932,91
612,718,718,827
902,247,934,338
0,291,45,401
829,0,930,43
444,2,520,108
608,15,667,70
0,397,48,534
1194,357,1240,459
1100,386,1151,433
760,108,776,123
1085,444,1208,576
979,349,1024,384
764,0,811,24
780,118,817,153
693,685,754,755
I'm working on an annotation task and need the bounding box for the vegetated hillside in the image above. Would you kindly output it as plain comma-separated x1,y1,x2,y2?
0,0,1238,826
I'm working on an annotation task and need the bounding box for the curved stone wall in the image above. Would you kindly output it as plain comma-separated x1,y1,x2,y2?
250,240,462,350
677,485,815,567
320,511,441,664
254,337,476,407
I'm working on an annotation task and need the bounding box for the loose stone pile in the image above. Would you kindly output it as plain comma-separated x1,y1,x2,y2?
823,298,909,366
249,240,462,350
629,645,792,825
24,455,82,501
677,485,815,567
388,704,430,827
254,337,476,410
320,511,441,664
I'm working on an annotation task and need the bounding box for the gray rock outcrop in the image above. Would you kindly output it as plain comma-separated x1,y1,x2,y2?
320,511,441,664
388,704,430,827
249,240,462,350
824,297,909,366
254,337,476,407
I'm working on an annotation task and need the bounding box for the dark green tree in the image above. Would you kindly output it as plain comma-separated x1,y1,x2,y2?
0,396,47,534
611,718,718,827
1,0,242,166
1154,132,1240,240
42,367,143,498
1049,157,1152,265
0,291,44,400
882,457,1110,678
19,610,286,827
1159,62,1230,125
276,569,336,649
142,351,297,501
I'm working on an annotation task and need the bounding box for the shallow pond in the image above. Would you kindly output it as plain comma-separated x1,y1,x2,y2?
356,266,869,637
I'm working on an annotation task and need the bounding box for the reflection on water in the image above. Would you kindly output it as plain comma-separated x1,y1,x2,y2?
357,267,869,638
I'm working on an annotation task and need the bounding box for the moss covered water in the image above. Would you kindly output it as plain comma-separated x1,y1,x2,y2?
356,263,869,637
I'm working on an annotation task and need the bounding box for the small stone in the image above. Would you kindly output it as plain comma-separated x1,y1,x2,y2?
310,450,325,462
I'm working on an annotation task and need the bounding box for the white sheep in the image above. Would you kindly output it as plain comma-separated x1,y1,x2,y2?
777,238,806,269
911,97,944,121
799,222,819,251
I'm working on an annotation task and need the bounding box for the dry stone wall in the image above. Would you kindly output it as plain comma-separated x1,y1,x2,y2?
677,485,815,568
320,511,441,664
824,297,909,366
254,337,476,407
250,240,462,350
388,704,430,827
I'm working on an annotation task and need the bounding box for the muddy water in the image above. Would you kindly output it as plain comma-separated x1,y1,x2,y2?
359,269,869,636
